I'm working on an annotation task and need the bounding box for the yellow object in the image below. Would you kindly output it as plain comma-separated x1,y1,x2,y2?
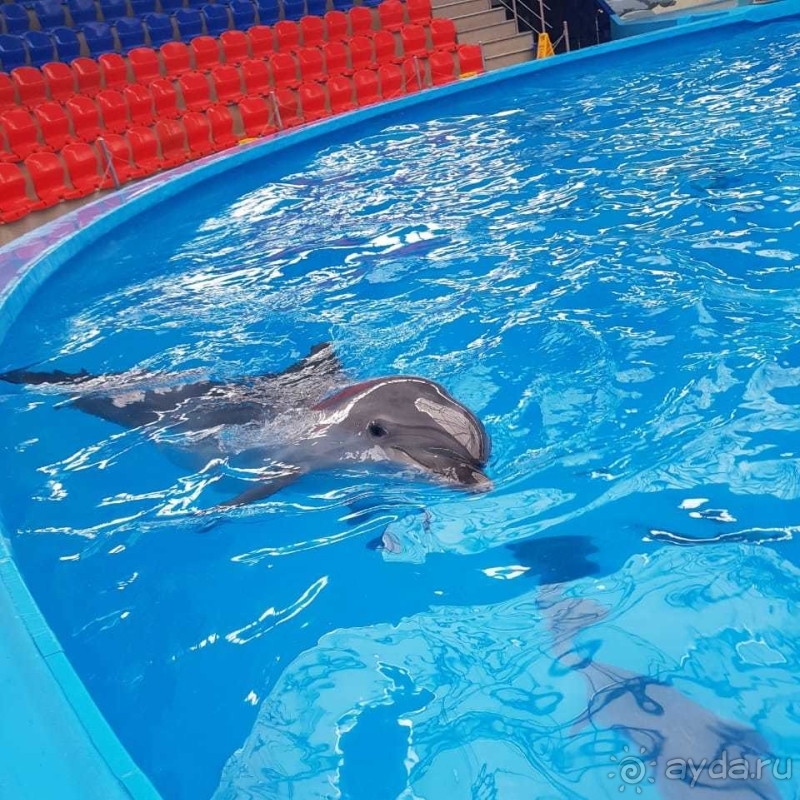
536,32,554,59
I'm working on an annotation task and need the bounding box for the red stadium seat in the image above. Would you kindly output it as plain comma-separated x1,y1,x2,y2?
72,57,103,97
323,10,348,42
0,73,16,113
270,51,299,89
155,119,189,167
348,35,373,71
66,95,102,142
429,50,456,85
0,163,37,222
322,40,349,77
62,142,103,195
457,43,484,75
401,56,423,92
298,81,328,122
179,71,213,112
327,75,355,113
378,0,404,32
123,83,155,126
127,126,162,175
207,104,237,149
242,58,271,96
33,102,74,150
11,67,47,109
220,30,249,64
26,151,81,204
373,29,398,64
299,15,324,47
211,64,243,104
430,18,456,52
400,24,427,58
42,62,76,104
129,47,162,84
348,5,374,37
183,111,216,157
353,68,378,106
239,95,276,138
273,88,301,128
274,20,300,52
190,36,221,71
95,133,141,183
297,46,324,83
161,41,191,76
248,25,274,58
1,108,47,159
150,78,180,119
98,53,129,90
406,0,432,25
96,89,129,133
378,63,403,97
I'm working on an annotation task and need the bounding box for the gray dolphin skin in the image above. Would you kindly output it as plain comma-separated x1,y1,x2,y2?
0,343,492,508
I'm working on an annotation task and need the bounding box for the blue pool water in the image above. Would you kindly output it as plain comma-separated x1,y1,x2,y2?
3,18,800,800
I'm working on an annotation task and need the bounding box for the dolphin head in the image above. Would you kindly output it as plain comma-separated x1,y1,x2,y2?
315,377,492,492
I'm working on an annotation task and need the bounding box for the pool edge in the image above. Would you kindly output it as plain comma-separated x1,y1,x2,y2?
1,3,799,797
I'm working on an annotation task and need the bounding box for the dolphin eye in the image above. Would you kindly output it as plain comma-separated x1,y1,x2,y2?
368,421,388,438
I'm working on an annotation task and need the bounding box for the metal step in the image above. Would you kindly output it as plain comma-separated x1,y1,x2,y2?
457,19,521,43
451,7,509,31
479,30,535,58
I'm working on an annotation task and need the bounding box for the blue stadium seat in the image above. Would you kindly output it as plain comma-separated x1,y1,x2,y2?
230,0,254,29
255,0,278,23
23,30,54,65
130,0,157,14
174,7,202,40
281,0,304,19
1,4,31,34
0,34,27,70
331,0,352,9
69,0,98,23
201,4,228,35
359,0,379,6
100,0,128,20
160,0,184,10
34,0,66,28
82,21,115,55
52,25,81,60
144,12,174,45
306,0,325,15
116,16,145,50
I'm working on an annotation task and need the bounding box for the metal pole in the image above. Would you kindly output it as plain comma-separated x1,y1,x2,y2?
538,0,545,33
511,0,518,26
270,91,283,131
563,19,570,52
97,137,120,190
414,55,423,90
479,43,485,72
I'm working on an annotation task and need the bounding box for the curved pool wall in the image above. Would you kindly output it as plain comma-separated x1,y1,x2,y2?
0,2,798,796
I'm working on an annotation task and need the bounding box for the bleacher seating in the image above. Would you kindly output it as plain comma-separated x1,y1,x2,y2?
0,0,485,223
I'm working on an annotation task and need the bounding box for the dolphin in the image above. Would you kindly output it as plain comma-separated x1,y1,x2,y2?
0,343,492,508
539,590,781,800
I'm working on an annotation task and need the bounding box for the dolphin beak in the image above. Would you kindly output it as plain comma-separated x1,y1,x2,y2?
391,445,493,494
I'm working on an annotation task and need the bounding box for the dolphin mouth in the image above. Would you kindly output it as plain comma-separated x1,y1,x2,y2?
390,445,493,493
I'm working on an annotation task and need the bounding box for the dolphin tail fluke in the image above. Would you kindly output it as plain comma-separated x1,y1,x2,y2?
0,366,94,386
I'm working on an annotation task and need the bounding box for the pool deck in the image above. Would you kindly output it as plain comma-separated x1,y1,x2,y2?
2,1,800,795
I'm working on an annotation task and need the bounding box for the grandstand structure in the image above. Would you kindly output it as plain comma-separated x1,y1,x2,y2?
0,0,505,223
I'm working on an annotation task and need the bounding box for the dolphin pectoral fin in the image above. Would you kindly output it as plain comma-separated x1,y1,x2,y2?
217,471,302,508
0,366,94,386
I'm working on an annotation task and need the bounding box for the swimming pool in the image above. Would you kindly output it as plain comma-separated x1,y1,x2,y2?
3,8,800,800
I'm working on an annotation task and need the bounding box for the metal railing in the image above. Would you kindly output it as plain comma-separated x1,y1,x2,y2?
491,0,574,55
